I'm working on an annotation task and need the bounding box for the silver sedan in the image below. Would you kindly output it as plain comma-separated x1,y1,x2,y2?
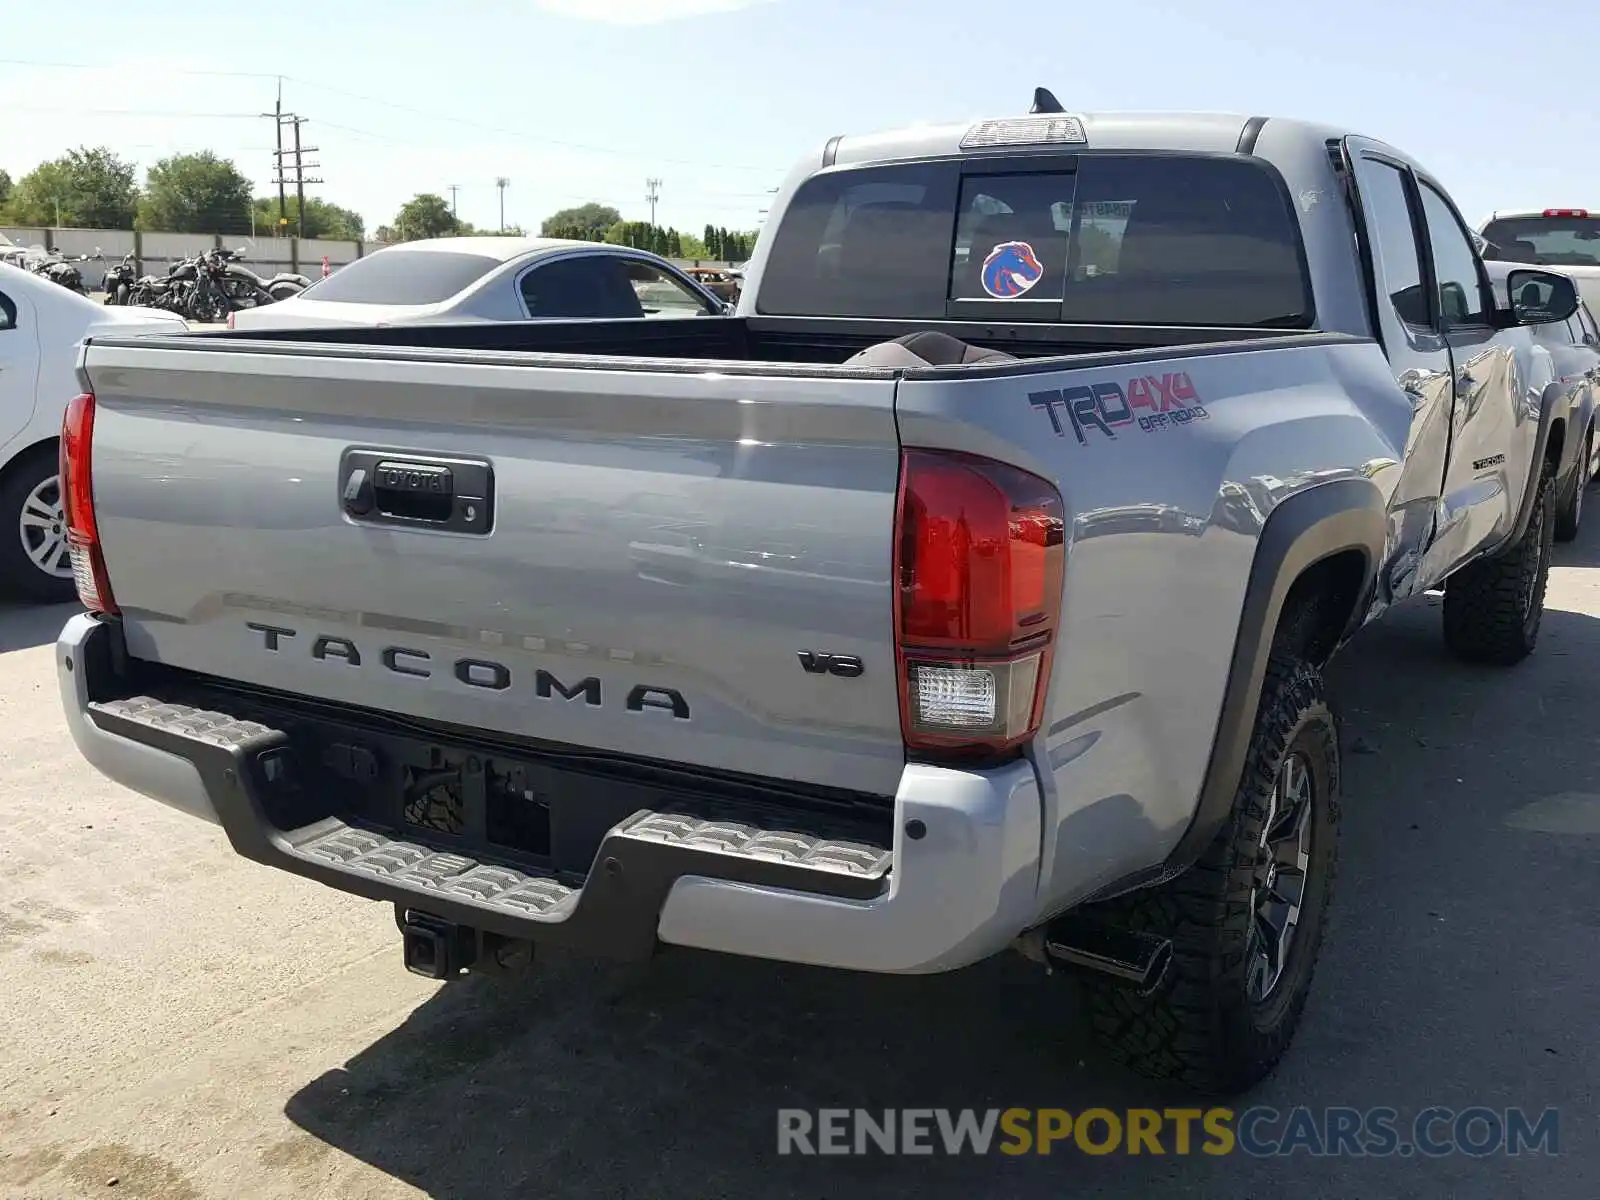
229,237,729,331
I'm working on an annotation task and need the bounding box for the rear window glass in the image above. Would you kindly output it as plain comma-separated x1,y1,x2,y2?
758,154,1312,327
1481,215,1600,267
302,249,501,305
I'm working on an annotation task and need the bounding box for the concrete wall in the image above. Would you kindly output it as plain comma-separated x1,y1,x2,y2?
1,227,745,287
1,227,362,281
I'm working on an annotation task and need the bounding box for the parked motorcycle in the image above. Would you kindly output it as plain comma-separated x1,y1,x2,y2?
100,253,138,305
26,249,91,296
128,257,194,313
176,252,233,323
217,248,311,303
112,248,311,319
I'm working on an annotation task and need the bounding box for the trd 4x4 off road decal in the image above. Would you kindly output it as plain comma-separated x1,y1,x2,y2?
1030,371,1210,444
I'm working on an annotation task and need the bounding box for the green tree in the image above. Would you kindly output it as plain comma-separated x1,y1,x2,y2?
704,224,720,259
137,151,253,234
545,222,602,242
714,229,758,261
253,196,366,241
679,232,707,259
541,203,622,240
4,146,138,228
392,193,458,241
0,169,12,210
667,228,682,257
605,220,668,251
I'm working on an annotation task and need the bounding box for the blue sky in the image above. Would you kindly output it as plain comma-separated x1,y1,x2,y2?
3,0,1597,238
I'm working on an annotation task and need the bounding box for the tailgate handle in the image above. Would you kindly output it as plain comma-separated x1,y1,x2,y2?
372,461,454,522
339,450,494,535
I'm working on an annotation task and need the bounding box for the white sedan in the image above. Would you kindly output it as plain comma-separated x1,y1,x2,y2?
228,237,729,331
0,263,188,602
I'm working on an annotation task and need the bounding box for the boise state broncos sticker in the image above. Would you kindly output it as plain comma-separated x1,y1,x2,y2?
980,241,1043,299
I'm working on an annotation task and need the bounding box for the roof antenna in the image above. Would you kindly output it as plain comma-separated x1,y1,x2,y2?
1030,87,1065,114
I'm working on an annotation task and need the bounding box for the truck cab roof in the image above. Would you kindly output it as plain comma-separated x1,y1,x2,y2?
816,109,1424,175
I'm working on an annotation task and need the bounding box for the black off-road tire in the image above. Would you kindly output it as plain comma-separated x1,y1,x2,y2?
1081,651,1340,1096
1442,464,1554,665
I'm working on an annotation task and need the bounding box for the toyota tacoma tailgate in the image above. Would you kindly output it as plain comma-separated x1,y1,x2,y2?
78,338,908,796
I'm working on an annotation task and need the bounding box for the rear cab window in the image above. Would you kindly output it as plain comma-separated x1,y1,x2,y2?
301,250,501,305
1481,212,1600,268
758,153,1313,328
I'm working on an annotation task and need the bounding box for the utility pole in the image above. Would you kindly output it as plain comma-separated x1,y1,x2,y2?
289,118,320,239
645,177,662,228
260,78,287,232
448,185,460,233
264,81,323,239
495,177,509,233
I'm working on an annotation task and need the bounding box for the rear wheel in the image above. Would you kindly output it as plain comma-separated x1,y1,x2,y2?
1081,650,1340,1095
0,449,77,604
1443,463,1554,665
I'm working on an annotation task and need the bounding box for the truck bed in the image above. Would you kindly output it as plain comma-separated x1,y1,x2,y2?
75,318,1392,904
186,313,1316,367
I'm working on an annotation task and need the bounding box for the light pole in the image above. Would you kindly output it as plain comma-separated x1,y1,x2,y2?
495,177,509,233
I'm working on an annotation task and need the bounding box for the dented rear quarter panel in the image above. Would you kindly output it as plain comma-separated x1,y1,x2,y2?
895,334,1409,914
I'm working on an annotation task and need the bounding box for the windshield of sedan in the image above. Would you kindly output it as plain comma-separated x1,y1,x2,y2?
1481,215,1600,267
301,249,502,304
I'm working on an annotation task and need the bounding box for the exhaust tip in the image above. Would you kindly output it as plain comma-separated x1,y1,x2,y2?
1040,912,1174,997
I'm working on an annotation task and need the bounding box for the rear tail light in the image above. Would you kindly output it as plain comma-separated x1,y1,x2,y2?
60,392,118,615
893,448,1066,758
1543,208,1590,219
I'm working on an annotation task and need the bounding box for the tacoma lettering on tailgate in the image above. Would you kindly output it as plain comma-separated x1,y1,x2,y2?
245,622,691,718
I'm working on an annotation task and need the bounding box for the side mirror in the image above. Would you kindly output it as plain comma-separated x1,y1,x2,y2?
1506,268,1580,326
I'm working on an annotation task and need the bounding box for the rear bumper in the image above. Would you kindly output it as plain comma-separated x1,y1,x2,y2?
57,613,1044,974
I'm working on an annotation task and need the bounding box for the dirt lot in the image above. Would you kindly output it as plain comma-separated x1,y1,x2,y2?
1,529,1597,1198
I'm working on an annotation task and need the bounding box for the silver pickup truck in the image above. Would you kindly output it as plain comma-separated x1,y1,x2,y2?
55,99,1592,1096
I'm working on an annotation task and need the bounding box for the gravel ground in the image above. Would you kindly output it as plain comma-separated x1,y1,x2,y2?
1,526,1597,1198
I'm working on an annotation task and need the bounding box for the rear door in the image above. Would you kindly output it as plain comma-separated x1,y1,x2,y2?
1342,140,1457,600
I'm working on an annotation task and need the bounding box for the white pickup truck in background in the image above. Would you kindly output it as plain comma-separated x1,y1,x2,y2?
1481,207,1600,315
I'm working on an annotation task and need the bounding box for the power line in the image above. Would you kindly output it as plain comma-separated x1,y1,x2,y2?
0,54,786,174
0,56,282,78
0,104,262,118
